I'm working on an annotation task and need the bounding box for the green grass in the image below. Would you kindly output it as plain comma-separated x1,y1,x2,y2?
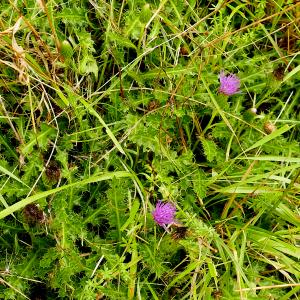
0,0,299,299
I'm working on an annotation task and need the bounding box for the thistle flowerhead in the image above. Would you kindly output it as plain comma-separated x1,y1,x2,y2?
152,201,176,228
219,71,240,96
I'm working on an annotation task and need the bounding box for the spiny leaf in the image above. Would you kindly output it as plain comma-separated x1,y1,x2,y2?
58,7,87,26
107,32,137,49
20,123,57,156
200,137,218,162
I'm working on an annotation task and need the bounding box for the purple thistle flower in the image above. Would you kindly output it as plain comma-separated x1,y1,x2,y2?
219,71,241,96
152,201,176,228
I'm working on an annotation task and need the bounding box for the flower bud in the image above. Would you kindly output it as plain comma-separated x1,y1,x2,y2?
264,121,276,134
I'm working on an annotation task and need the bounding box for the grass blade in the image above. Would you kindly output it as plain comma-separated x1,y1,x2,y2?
0,171,131,219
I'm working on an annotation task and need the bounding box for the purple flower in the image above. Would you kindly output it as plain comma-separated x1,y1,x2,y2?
152,201,176,228
219,71,241,96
